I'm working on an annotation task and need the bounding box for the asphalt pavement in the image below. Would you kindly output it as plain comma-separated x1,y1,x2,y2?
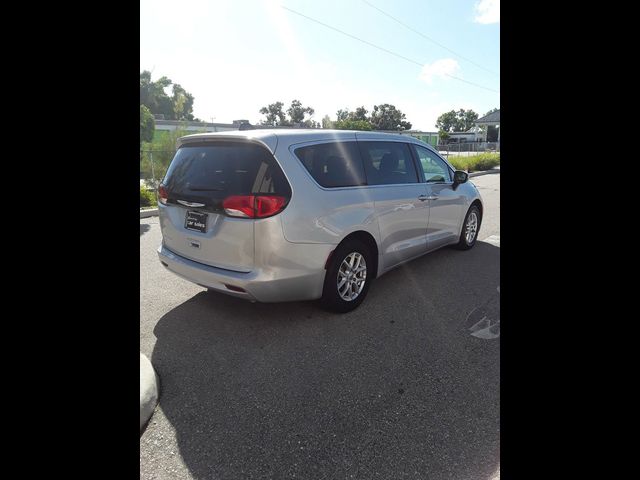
140,172,500,479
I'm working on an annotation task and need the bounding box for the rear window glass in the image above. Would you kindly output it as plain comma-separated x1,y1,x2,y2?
162,142,291,199
294,141,366,188
358,141,419,185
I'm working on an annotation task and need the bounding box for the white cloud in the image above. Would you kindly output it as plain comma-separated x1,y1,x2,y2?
419,59,460,85
474,0,500,24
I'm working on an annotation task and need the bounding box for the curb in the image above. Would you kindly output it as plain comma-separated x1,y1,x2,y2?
140,208,158,218
140,353,159,431
469,168,500,178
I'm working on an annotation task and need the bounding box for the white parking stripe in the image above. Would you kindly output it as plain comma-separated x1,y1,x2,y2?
482,235,500,246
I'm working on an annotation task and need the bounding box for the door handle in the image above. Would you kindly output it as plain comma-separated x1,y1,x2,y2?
419,195,438,201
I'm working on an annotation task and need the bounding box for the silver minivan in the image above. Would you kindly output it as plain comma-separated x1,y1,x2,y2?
157,129,483,312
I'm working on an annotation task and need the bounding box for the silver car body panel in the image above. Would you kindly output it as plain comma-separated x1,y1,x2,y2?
158,129,483,301
158,212,333,303
159,203,255,273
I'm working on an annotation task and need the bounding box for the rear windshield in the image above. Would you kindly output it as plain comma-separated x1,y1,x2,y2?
162,141,291,203
294,141,366,188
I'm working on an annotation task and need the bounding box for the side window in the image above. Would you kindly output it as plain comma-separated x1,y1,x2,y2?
294,141,366,188
413,145,452,183
357,141,419,185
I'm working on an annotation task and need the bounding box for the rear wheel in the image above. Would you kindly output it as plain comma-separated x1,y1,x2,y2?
320,239,373,313
455,205,481,250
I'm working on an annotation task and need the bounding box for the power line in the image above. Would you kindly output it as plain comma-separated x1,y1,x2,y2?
281,5,499,94
443,73,499,92
282,5,423,67
361,0,499,77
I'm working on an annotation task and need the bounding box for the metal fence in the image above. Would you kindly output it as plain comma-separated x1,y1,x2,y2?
437,142,500,158
140,150,175,207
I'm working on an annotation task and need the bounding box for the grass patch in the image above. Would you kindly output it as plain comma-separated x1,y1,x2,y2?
448,153,500,172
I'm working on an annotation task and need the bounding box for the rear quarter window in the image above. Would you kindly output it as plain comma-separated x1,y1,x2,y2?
294,141,367,188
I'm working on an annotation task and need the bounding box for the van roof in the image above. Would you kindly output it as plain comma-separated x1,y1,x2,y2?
177,129,428,153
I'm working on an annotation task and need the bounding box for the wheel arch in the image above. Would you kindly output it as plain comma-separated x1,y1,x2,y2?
328,230,380,279
457,198,484,238
470,198,483,219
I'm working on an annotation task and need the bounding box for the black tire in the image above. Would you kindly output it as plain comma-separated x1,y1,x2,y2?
454,205,482,250
320,239,373,313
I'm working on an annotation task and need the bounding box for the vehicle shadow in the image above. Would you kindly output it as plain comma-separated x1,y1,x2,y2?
147,241,500,479
140,223,151,236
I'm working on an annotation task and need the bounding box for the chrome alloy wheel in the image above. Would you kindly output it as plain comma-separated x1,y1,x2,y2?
337,252,367,301
465,211,478,244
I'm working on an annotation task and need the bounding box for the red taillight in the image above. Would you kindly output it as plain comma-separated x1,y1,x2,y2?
158,184,168,205
222,195,287,218
222,195,255,218
255,196,287,217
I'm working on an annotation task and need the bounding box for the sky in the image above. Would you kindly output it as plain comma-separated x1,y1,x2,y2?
140,0,499,131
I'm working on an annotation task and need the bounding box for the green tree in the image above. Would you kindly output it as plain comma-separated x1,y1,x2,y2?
334,119,373,131
369,104,412,130
259,101,288,126
140,71,197,121
435,110,458,132
336,109,350,121
436,109,479,132
303,119,320,128
322,115,334,129
173,90,186,122
287,99,314,124
140,105,155,145
483,107,499,117
332,107,374,129
171,84,196,121
351,106,368,121
140,72,173,118
260,100,317,126
458,109,479,131
140,71,170,113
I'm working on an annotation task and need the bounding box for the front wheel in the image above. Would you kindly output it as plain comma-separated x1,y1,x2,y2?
320,239,373,313
454,205,482,250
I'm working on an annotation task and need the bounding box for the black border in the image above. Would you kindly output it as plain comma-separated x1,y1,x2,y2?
7,1,616,476
8,4,141,475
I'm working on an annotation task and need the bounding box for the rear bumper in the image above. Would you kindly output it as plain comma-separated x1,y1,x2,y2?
157,244,329,303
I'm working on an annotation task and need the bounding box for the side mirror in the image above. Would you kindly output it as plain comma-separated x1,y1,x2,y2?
453,170,468,184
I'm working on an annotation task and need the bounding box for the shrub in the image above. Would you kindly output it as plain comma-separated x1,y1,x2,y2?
448,153,500,172
140,186,156,207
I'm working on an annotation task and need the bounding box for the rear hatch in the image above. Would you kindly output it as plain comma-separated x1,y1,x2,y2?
158,139,290,272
